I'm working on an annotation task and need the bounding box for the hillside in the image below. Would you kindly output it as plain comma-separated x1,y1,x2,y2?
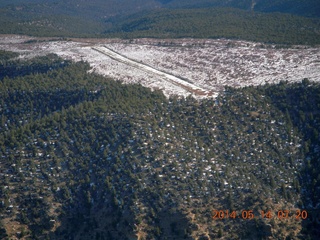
1,1,320,239
0,0,320,43
0,51,319,239
0,0,159,37
164,0,320,18
105,7,320,45
1,0,319,18
0,0,160,19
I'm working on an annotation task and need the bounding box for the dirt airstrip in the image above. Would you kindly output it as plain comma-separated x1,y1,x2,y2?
1,35,319,98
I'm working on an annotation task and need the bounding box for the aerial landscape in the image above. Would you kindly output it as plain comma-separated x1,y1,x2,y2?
0,0,320,239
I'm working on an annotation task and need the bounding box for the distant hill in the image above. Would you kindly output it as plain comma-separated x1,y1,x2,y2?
0,0,160,19
0,0,319,19
0,0,319,42
105,8,320,45
163,0,320,18
0,0,56,7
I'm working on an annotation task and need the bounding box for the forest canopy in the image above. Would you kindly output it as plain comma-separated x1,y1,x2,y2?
105,8,320,45
0,3,320,45
0,51,319,239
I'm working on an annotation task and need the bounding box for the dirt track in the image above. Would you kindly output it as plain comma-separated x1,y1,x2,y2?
1,35,319,99
92,46,209,97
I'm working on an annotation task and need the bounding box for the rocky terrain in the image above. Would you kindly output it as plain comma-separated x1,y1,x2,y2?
1,35,320,98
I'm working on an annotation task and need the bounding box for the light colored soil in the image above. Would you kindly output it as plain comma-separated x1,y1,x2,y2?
1,35,319,99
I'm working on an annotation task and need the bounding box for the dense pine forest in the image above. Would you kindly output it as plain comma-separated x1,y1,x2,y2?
0,51,319,239
162,0,320,18
0,1,320,45
105,8,320,45
1,1,320,239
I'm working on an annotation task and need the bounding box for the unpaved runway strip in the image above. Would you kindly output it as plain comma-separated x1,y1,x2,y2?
92,46,211,97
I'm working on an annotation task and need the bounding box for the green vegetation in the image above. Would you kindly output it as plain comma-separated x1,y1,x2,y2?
0,54,69,80
0,51,319,239
165,0,320,18
0,9,105,37
0,50,18,62
1,0,319,18
105,8,320,45
0,1,320,45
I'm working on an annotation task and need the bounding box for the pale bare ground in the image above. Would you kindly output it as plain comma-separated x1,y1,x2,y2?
1,35,319,98
92,46,210,97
